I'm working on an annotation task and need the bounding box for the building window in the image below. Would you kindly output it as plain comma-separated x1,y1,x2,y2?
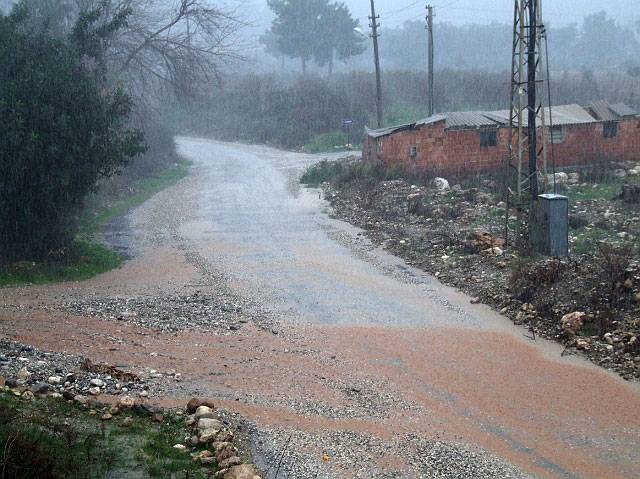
376,139,383,154
603,122,618,138
479,130,497,148
551,125,564,144
409,146,417,157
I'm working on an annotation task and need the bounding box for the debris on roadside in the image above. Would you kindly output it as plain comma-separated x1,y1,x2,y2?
321,163,640,380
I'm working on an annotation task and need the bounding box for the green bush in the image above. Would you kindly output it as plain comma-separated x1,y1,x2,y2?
304,131,349,153
0,5,145,262
300,159,388,187
300,159,348,186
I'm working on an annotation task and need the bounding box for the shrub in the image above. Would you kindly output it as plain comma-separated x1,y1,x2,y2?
594,242,635,309
300,159,348,186
304,131,349,153
509,259,566,302
0,6,145,261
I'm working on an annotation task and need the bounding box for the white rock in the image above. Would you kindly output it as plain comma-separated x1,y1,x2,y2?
433,177,450,192
197,418,223,432
88,387,101,396
195,405,216,420
17,367,31,381
90,378,105,388
173,444,187,452
48,376,63,385
545,172,569,186
561,311,586,336
118,395,136,408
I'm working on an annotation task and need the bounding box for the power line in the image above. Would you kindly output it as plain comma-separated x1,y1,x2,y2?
380,0,423,18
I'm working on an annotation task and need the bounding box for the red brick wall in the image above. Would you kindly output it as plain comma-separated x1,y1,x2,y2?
363,118,640,176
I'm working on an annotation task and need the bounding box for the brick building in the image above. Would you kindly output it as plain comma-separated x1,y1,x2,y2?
363,101,640,176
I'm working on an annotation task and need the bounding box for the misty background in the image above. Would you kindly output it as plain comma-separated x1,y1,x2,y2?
233,0,640,73
1,0,639,263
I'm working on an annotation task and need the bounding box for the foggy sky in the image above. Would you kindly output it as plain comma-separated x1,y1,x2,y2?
346,0,637,28
238,0,638,32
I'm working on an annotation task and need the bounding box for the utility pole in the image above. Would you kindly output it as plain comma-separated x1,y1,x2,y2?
526,0,539,201
426,5,435,116
369,0,383,128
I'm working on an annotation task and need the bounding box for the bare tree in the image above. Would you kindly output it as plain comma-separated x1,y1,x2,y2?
101,0,243,101
20,0,244,102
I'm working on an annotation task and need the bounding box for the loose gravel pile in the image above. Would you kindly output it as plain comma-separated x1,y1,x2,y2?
0,338,176,398
251,426,531,479
62,290,265,334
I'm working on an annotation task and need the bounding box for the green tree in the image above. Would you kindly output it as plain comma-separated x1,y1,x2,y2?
315,2,365,75
0,3,146,261
266,0,364,75
267,0,327,74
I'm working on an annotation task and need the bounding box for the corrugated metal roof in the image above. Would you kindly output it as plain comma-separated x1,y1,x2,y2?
462,105,597,128
415,114,448,127
365,101,635,139
365,123,414,139
545,104,599,126
587,100,618,121
610,102,637,118
443,111,497,129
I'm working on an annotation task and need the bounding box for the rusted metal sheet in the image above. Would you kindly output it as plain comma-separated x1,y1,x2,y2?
365,102,636,139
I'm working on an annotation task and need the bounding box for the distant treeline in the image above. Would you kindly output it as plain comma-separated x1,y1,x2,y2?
253,12,640,76
182,69,640,150
378,13,640,73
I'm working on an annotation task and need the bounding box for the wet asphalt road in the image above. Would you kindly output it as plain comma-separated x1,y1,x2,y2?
176,137,511,331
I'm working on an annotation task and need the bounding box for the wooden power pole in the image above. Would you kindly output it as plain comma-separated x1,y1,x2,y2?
426,5,435,116
369,0,383,128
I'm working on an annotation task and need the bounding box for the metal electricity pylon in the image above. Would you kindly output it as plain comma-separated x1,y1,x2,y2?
504,0,550,247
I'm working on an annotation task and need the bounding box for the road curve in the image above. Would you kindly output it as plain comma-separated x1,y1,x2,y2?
1,137,639,479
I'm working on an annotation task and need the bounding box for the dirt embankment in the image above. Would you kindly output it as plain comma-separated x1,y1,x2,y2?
324,167,640,381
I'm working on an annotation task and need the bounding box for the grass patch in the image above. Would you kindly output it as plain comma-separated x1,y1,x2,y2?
300,159,349,186
304,131,355,154
0,240,122,288
80,161,191,234
301,158,427,188
0,390,211,479
565,178,626,202
0,160,191,288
